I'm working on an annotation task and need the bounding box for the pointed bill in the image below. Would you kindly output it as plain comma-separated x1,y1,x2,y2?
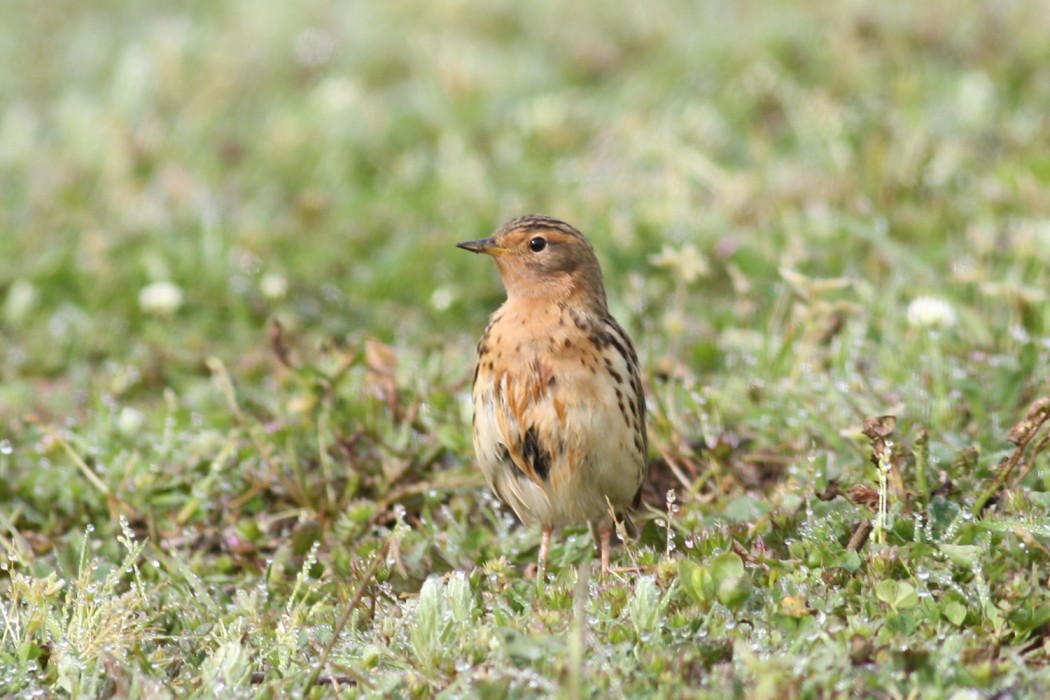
456,237,511,256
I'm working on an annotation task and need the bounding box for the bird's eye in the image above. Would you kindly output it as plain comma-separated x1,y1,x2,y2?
528,236,547,252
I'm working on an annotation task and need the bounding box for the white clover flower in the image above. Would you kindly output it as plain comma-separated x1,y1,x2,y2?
116,407,145,436
259,273,288,300
3,279,38,324
907,296,957,329
429,286,454,311
138,281,183,316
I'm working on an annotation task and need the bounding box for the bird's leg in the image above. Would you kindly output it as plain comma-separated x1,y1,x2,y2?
539,525,553,577
599,523,612,578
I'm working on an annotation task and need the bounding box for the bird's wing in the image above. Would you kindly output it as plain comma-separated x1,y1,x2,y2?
600,315,649,506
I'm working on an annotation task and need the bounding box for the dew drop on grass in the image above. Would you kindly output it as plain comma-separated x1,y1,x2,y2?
0,439,12,454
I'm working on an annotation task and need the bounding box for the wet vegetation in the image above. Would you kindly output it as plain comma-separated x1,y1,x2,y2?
2,0,1049,696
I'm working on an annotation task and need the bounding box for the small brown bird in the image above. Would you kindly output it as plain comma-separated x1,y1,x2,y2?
458,215,648,576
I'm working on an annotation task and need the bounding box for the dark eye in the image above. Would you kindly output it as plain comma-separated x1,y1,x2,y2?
528,236,547,252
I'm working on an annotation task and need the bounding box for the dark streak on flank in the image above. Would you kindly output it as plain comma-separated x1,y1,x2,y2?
631,375,645,430
496,443,511,464
523,426,551,481
602,329,631,370
602,317,648,453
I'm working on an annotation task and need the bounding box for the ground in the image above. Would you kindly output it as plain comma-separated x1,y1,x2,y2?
1,0,1049,697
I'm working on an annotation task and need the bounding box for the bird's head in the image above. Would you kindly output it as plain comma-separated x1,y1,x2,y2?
457,215,607,312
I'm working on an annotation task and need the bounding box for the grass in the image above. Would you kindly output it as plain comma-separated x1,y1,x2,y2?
2,0,1050,696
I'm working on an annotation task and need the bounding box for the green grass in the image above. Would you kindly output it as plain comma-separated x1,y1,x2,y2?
2,0,1050,696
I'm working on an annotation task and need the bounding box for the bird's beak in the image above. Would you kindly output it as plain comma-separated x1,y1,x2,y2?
456,237,510,256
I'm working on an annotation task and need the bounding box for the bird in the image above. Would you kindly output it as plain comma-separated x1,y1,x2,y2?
457,215,648,577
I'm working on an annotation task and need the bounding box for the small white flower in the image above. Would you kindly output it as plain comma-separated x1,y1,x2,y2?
116,407,145,436
138,281,183,316
259,273,288,300
907,296,956,329
429,286,454,311
3,279,38,324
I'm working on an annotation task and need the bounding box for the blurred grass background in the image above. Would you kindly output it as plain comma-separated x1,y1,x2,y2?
4,0,1046,383
2,0,1049,696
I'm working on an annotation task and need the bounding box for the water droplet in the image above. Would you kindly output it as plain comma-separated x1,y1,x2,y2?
0,440,12,455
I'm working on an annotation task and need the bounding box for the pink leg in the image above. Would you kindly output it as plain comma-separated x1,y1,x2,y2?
539,525,553,573
599,523,612,578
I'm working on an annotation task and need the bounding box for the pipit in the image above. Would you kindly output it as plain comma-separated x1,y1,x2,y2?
458,215,648,577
